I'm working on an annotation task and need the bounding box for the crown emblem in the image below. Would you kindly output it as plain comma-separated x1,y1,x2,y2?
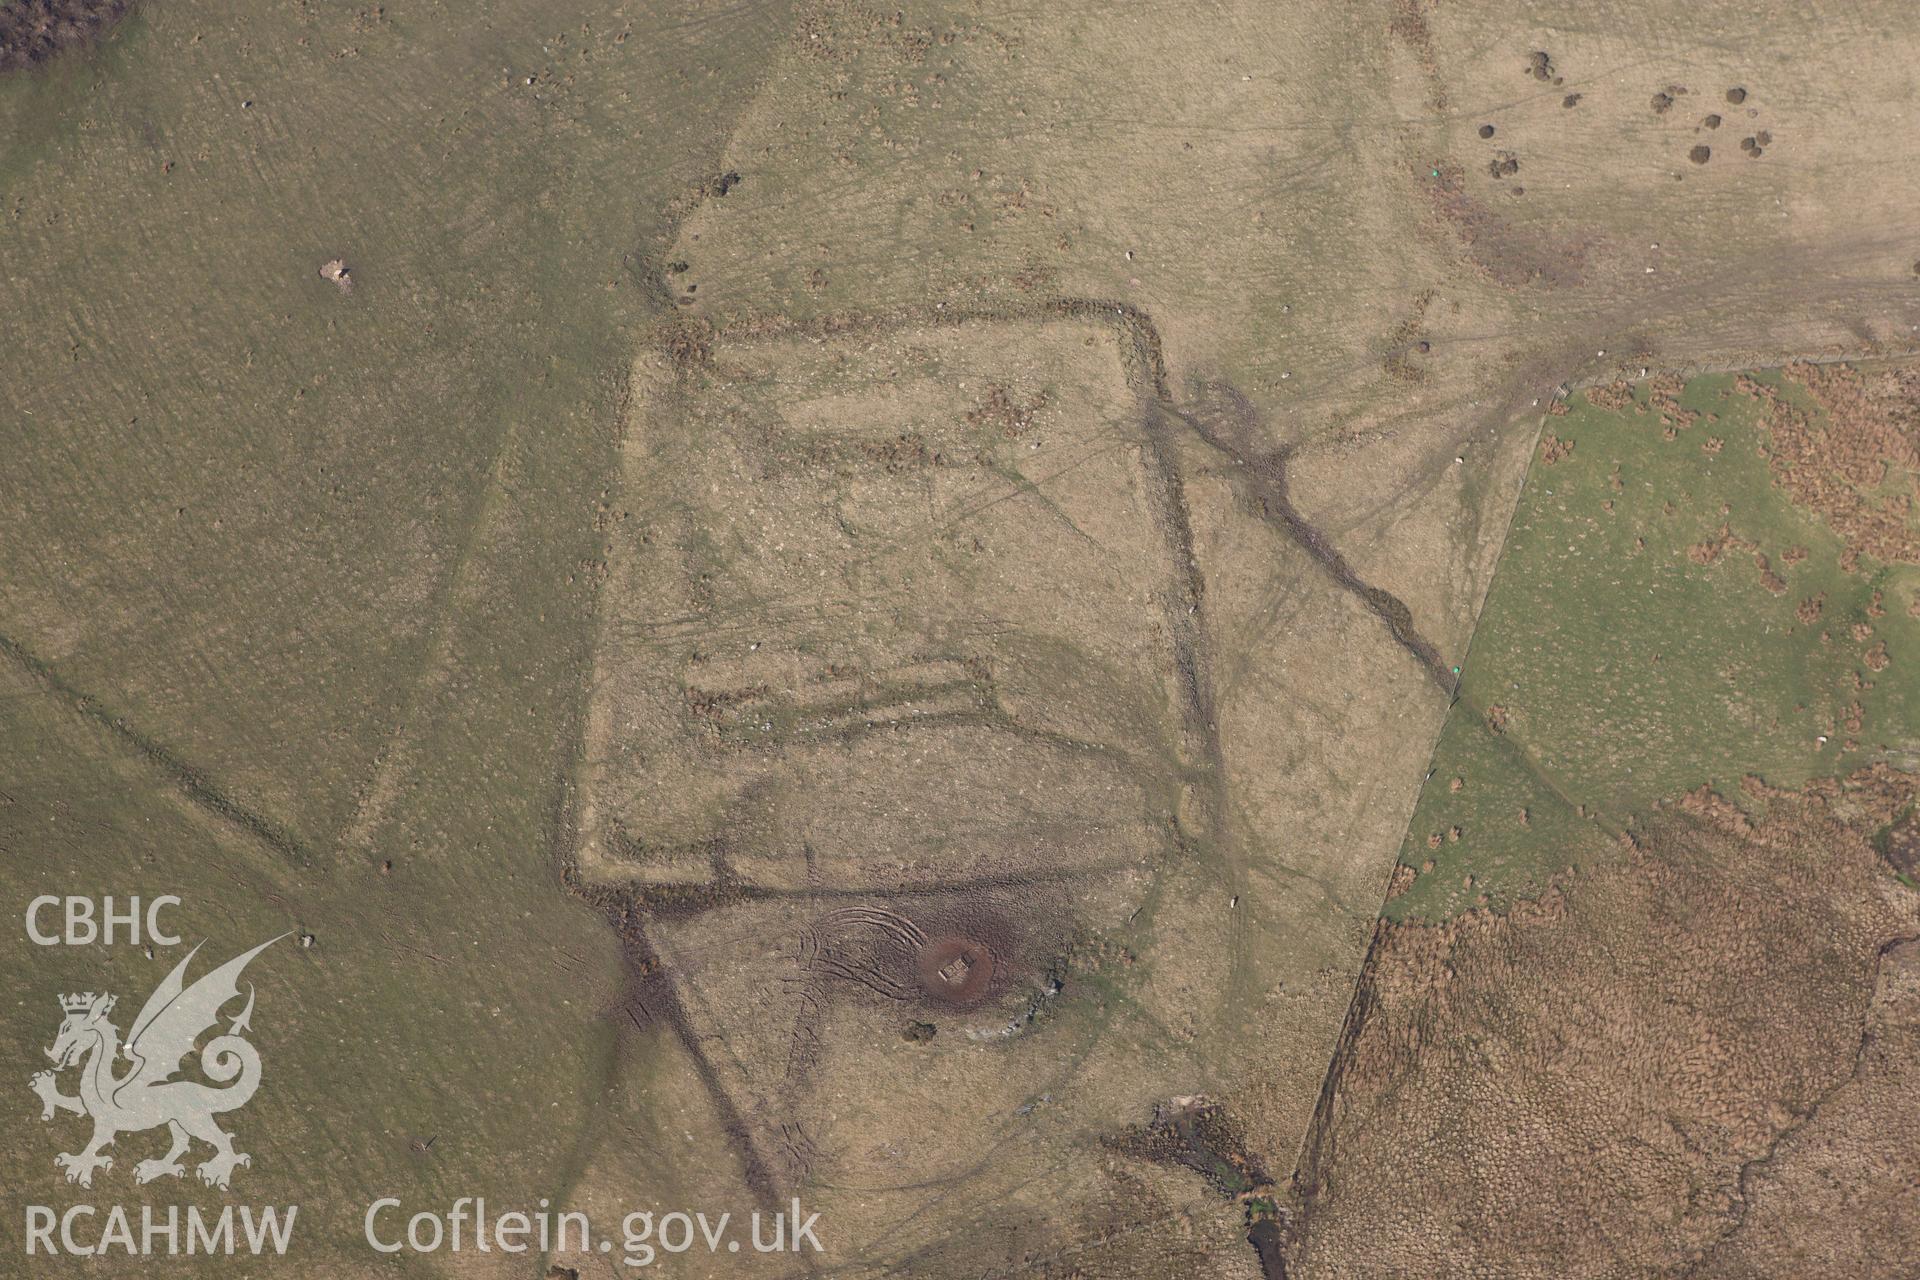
36,936,282,1192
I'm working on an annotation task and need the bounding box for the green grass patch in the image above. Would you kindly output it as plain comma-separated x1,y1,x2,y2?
1390,368,1920,919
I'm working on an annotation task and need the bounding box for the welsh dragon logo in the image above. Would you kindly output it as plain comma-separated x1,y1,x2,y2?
30,935,284,1189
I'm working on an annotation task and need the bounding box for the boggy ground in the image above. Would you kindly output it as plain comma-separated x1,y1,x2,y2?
1291,769,1920,1278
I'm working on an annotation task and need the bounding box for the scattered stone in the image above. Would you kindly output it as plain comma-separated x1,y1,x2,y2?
320,258,351,292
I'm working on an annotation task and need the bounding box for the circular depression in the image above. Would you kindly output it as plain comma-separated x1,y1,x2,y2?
913,935,996,1006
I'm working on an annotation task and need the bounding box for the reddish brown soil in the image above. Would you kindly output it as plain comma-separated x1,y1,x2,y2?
1739,364,1920,565
1690,937,1920,1279
1538,433,1574,464
913,935,997,1005
1291,769,1920,1277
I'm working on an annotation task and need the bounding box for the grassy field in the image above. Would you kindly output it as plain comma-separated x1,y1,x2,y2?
1,1,789,1270
1391,364,1920,919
